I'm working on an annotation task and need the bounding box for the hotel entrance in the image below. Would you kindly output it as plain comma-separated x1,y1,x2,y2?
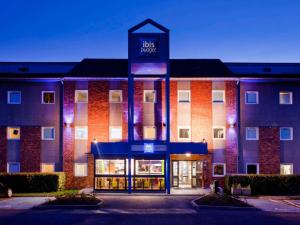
172,160,204,188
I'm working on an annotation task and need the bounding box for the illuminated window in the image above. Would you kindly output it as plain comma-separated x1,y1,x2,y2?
213,127,225,139
212,90,225,103
7,127,20,140
41,163,55,173
42,127,55,140
178,127,191,141
109,126,122,140
135,160,164,175
75,126,88,140
7,162,20,173
280,127,293,140
75,90,88,103
245,91,259,104
109,90,122,103
178,90,190,103
246,127,259,140
279,92,292,104
143,126,156,140
7,91,21,104
42,91,55,104
213,163,226,177
280,164,293,175
95,160,125,175
246,163,259,174
144,90,156,103
74,163,87,177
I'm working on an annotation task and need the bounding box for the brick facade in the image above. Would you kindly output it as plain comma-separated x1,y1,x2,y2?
134,81,143,140
259,127,280,174
0,127,7,172
170,81,177,141
20,126,41,172
121,81,128,141
225,81,238,174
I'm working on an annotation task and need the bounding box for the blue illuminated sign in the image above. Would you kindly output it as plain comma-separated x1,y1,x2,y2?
144,143,154,153
139,38,159,58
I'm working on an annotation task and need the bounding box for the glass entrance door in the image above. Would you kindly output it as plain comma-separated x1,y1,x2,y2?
178,161,191,188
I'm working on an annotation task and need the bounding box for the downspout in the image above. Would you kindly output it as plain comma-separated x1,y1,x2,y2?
237,80,242,173
59,79,64,171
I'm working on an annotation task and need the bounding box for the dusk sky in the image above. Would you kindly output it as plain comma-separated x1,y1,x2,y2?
1,0,300,62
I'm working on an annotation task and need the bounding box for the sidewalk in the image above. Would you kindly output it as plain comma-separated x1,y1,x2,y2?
0,197,53,210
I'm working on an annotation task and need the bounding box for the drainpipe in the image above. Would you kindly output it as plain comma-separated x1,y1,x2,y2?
59,79,64,172
236,80,242,173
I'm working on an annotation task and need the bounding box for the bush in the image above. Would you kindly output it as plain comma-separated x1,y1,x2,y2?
225,175,300,195
0,173,65,193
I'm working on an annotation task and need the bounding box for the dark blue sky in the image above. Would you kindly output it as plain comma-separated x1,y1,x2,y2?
1,0,300,62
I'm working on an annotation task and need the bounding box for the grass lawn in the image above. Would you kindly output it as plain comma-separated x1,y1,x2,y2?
195,194,252,207
13,190,79,197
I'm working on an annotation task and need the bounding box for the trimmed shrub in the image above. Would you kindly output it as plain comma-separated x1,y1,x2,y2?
225,175,300,195
0,173,65,193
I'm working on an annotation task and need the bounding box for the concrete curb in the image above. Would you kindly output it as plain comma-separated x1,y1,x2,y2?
32,200,103,210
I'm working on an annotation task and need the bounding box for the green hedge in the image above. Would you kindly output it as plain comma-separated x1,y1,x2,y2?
0,173,65,193
225,175,300,195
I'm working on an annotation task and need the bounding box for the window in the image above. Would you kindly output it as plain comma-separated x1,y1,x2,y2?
109,126,122,140
178,127,191,140
213,127,225,140
41,163,55,173
42,127,55,140
7,127,20,140
75,126,88,140
246,163,259,174
280,127,293,140
279,92,293,104
7,91,21,104
75,90,88,103
135,160,164,175
143,126,156,140
95,159,125,175
213,163,226,177
246,127,259,140
144,90,156,103
42,91,55,104
245,91,259,104
178,90,190,103
7,162,20,173
109,90,122,103
212,90,225,103
74,163,87,177
280,164,293,175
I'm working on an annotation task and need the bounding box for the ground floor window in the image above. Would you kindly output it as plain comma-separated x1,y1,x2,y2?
246,163,259,174
213,163,226,177
41,163,55,173
280,164,293,175
7,162,20,173
74,163,87,177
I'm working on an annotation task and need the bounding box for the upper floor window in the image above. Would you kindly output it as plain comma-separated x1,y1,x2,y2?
246,127,259,140
246,163,259,174
280,164,293,175
42,127,55,140
280,127,293,141
213,127,225,140
75,90,88,103
212,90,225,103
279,92,293,105
7,127,20,140
178,90,190,103
42,91,55,104
178,127,191,141
109,126,122,141
245,91,259,104
7,162,20,173
75,126,88,140
144,90,156,103
213,163,226,177
7,91,21,104
109,90,122,103
143,126,156,140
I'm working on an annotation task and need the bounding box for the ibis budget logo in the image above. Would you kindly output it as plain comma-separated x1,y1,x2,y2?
139,38,159,57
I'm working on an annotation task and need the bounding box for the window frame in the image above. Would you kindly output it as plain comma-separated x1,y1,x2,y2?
109,90,123,103
41,127,55,140
75,126,88,140
109,126,122,141
245,91,259,104
7,91,21,104
212,90,225,104
143,90,157,103
178,126,191,141
7,127,21,140
213,126,226,140
246,163,259,174
143,126,157,140
246,127,259,140
41,91,55,104
280,163,293,175
75,90,88,103
41,163,55,173
280,127,293,141
177,90,190,103
7,162,20,173
279,91,293,105
212,163,226,177
74,163,88,177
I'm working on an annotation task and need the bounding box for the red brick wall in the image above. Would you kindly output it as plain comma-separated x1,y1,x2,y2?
0,127,7,172
191,81,212,149
259,127,280,174
20,126,41,172
121,81,128,141
170,81,177,141
134,81,143,140
225,81,238,174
